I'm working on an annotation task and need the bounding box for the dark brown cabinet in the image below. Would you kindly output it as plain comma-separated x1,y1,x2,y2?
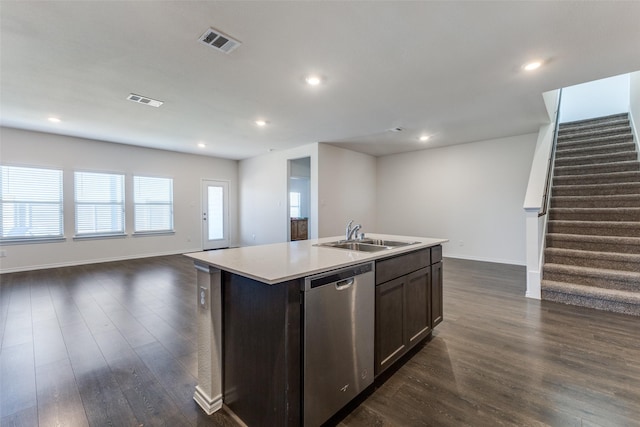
375,245,442,376
290,218,308,241
431,261,443,327
430,244,443,327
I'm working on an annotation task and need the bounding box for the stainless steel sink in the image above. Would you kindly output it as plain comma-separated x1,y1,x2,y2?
358,238,420,247
315,238,419,252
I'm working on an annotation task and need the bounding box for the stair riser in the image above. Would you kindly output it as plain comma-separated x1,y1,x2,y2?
549,210,640,221
548,222,640,237
543,270,640,292
559,119,630,134
555,143,636,159
554,163,640,177
555,152,637,168
541,290,640,316
560,113,628,126
546,237,640,254
553,169,640,185
558,129,632,141
552,185,640,196
557,135,634,150
544,252,640,273
550,198,640,208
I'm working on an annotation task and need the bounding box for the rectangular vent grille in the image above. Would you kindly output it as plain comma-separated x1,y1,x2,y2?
127,93,163,108
198,28,241,54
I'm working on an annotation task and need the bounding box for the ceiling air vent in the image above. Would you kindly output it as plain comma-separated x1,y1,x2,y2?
198,27,241,54
127,93,163,108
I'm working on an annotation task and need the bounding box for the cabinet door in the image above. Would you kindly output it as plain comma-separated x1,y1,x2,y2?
375,276,405,375
405,267,431,348
431,261,443,327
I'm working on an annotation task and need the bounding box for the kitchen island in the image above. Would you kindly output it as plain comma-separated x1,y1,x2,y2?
185,234,447,426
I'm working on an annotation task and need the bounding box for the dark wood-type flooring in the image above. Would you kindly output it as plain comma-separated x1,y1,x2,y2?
1,256,639,426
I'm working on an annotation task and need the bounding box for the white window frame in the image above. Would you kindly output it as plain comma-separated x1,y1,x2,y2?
1,165,64,243
133,175,174,235
74,171,125,238
290,191,301,218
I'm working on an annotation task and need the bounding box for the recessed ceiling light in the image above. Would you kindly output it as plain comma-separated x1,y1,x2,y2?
255,120,268,126
419,135,430,142
305,75,322,86
197,142,206,148
48,117,61,123
523,61,542,71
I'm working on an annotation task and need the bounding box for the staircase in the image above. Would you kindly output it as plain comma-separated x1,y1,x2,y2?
542,113,640,316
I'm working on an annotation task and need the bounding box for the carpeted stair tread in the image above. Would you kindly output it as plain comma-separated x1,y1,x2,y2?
553,170,640,186
543,263,640,292
549,207,640,221
544,247,640,272
555,142,636,159
546,233,640,254
541,280,640,316
557,126,632,142
554,151,637,168
548,220,640,237
550,194,640,208
552,181,640,196
554,160,640,176
558,113,630,129
556,133,634,150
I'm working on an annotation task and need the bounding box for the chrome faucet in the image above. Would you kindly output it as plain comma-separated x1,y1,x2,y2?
345,219,362,240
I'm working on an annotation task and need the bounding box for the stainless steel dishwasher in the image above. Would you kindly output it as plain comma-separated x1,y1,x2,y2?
303,262,375,427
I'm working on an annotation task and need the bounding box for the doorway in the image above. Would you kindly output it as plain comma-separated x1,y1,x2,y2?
202,179,229,250
288,157,311,241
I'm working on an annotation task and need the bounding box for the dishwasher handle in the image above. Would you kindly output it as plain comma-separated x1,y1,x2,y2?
304,262,374,291
335,278,354,290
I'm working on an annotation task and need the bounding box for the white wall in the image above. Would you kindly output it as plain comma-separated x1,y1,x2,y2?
0,127,238,272
377,134,538,265
238,143,319,246
318,144,377,238
630,71,640,145
559,73,630,123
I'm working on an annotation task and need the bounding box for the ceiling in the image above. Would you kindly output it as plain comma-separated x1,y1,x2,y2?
1,1,639,160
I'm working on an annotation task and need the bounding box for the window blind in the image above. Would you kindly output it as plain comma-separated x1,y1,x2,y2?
133,176,173,233
75,171,125,236
1,165,64,240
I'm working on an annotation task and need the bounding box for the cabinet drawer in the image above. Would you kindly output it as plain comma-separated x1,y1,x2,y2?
431,245,442,264
376,248,430,285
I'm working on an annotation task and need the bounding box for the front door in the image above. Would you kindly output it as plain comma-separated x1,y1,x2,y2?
202,180,229,250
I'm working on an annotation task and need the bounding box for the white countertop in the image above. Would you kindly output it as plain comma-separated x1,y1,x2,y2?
184,234,447,284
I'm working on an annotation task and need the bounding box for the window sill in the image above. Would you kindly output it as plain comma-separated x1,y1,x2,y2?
132,231,175,237
1,237,66,245
73,233,127,241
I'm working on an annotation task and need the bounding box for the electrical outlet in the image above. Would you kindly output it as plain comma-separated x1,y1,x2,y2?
459,241,464,247
199,286,208,308
252,234,256,241
0,250,6,258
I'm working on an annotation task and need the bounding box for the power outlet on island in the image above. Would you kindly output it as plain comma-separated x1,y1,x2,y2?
199,286,208,309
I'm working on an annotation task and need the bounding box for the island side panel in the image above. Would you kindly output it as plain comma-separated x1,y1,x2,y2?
193,263,223,414
223,271,302,426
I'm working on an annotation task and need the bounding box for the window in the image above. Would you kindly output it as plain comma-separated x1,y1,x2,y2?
290,191,301,218
1,165,63,241
75,171,125,237
133,176,173,233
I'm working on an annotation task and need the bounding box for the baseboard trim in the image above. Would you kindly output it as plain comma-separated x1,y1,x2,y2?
193,386,223,415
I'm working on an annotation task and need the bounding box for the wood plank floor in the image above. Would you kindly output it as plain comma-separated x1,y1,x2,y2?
1,256,639,426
